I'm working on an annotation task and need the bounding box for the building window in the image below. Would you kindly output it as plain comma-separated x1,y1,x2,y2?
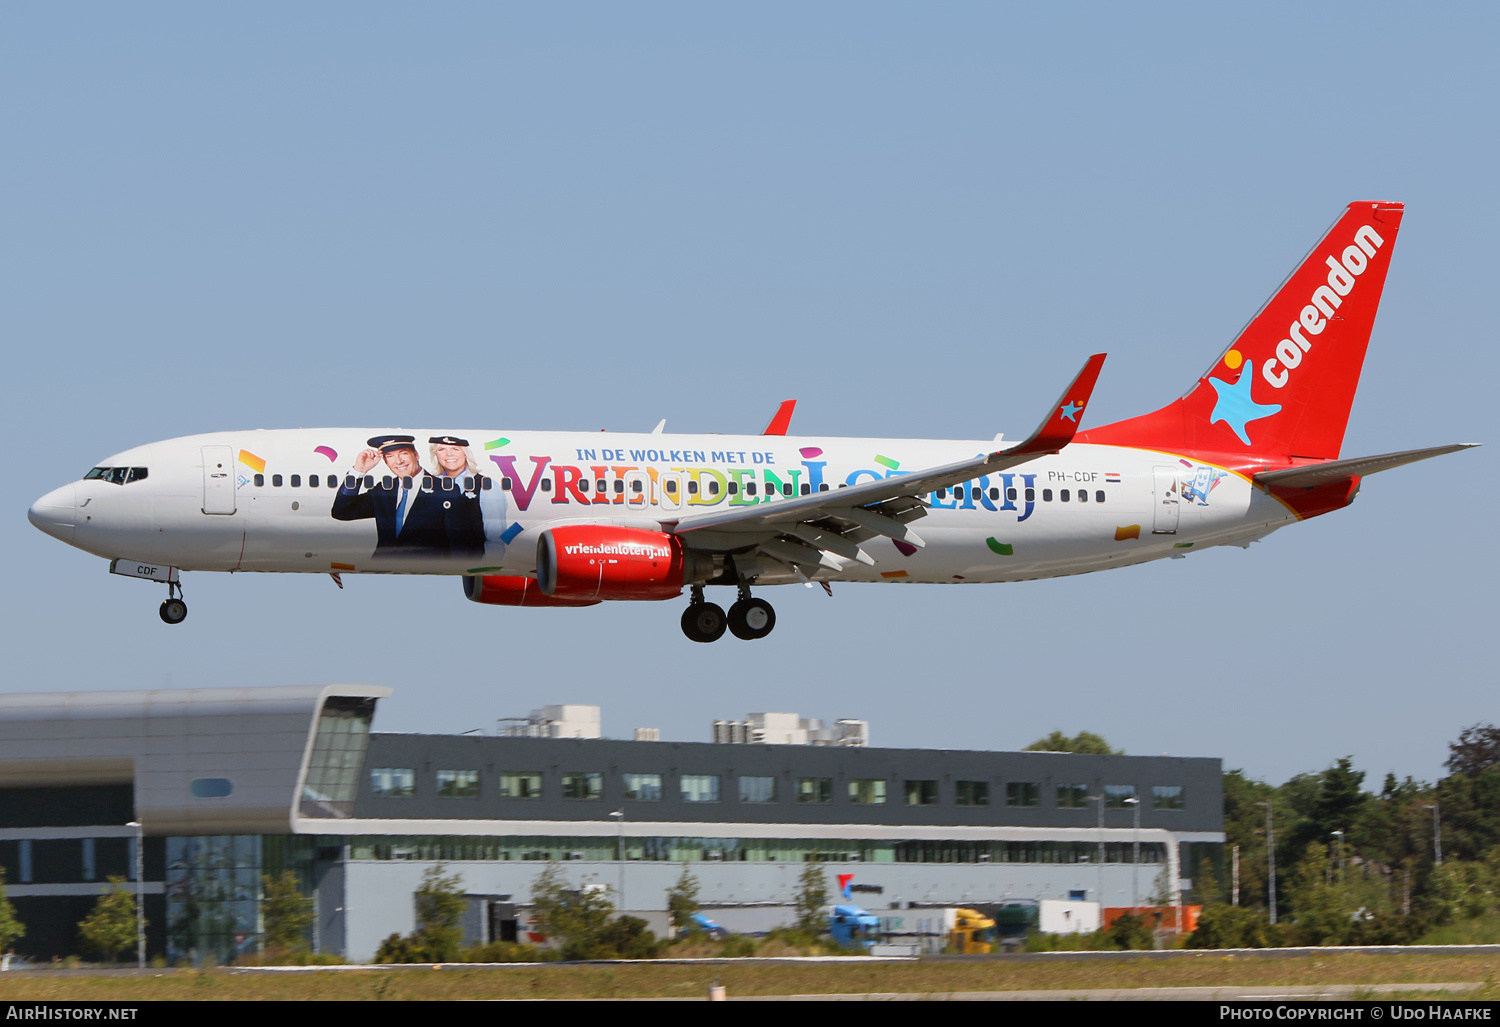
499,772,542,799
681,775,720,802
739,776,777,803
300,695,376,818
1105,784,1137,808
955,781,990,806
904,780,939,806
562,773,602,801
190,778,233,798
437,770,480,798
1153,785,1185,810
1005,782,1040,807
623,774,662,801
848,779,887,805
82,838,96,882
796,778,833,804
370,768,415,798
1057,783,1089,808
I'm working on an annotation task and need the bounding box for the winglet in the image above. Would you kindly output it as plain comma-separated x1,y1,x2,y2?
1006,353,1107,457
763,400,796,435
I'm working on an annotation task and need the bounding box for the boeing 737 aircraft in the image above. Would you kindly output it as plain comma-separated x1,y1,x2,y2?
27,202,1476,641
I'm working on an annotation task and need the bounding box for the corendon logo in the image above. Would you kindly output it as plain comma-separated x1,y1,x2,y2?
1262,224,1384,389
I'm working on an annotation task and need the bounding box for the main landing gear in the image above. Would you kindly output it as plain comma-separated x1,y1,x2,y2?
681,584,775,643
158,581,187,625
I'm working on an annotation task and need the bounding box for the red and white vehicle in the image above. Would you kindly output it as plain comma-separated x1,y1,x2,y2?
28,202,1476,640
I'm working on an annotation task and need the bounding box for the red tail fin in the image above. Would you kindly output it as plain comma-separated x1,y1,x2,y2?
1080,202,1404,462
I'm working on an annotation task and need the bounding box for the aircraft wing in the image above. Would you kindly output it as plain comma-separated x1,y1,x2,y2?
663,354,1106,568
1253,443,1479,488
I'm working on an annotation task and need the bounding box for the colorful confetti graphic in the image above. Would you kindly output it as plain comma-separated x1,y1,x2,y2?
985,537,1014,556
799,447,823,459
238,450,266,474
314,446,338,462
484,437,511,450
874,455,900,470
892,539,917,557
1114,525,1141,541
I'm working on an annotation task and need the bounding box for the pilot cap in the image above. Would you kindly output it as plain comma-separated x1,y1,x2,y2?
429,435,471,447
367,434,418,452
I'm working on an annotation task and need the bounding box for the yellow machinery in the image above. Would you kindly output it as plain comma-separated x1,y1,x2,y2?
947,908,997,954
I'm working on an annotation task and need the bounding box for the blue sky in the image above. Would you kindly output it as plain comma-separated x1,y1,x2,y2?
4,3,1494,786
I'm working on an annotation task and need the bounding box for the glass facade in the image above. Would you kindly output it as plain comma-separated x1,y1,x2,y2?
299,697,376,818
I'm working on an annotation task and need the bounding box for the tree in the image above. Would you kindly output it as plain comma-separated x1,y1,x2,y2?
793,859,829,934
413,864,467,962
529,861,619,959
665,864,701,934
0,869,23,958
261,871,315,953
1446,724,1500,776
78,877,139,964
1023,731,1122,755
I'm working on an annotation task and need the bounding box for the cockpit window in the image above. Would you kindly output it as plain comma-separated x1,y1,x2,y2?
82,466,148,485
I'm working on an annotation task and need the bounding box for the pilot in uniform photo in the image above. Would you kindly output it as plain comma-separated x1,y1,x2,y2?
330,434,449,558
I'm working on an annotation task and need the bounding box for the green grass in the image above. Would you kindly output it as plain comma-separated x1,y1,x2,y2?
1,952,1499,1001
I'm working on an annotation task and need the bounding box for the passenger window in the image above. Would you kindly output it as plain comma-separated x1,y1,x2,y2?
666,481,678,494
613,480,623,494
381,476,393,489
711,481,722,496
502,477,513,491
306,475,318,488
540,479,552,491
1096,490,1105,503
1025,488,1035,501
1043,489,1053,502
364,475,375,489
594,479,605,493
819,483,829,492
747,483,757,496
687,481,699,495
801,484,810,495
403,476,414,489
578,479,589,493
290,474,301,487
989,487,999,500
483,478,493,490
1006,488,1017,501
936,488,946,499
631,480,643,493
254,474,265,487
345,475,356,489
728,481,739,495
782,484,792,496
1078,489,1088,503
465,477,475,491
1061,489,1070,502
272,474,283,487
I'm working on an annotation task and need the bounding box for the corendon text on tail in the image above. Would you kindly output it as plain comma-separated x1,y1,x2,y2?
27,202,1479,641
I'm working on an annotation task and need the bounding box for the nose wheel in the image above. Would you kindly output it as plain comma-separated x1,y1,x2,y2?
158,582,187,625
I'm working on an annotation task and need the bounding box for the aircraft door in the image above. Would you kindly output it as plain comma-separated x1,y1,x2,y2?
623,469,650,507
202,446,236,515
1152,465,1179,534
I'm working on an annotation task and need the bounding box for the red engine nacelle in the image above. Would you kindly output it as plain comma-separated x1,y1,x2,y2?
536,525,686,601
462,574,601,608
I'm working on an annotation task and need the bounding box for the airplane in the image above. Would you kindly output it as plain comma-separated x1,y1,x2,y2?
27,201,1477,642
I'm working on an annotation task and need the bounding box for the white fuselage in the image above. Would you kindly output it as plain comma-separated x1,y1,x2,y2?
31,428,1302,587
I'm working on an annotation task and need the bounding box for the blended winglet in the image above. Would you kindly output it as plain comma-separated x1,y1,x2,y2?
1006,353,1107,458
763,400,797,436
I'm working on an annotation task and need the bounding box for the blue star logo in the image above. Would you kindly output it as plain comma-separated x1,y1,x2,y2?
1208,360,1282,446
1059,401,1083,422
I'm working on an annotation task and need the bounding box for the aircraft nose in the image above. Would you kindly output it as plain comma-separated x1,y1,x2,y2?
28,483,76,544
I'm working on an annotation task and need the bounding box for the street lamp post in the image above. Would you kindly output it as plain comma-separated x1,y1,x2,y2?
126,821,144,969
1255,800,1276,925
1424,803,1442,867
1123,796,1140,912
609,811,625,911
1332,829,1344,882
1087,794,1105,908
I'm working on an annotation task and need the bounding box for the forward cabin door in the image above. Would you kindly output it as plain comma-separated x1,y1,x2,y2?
1152,465,1179,534
202,446,236,515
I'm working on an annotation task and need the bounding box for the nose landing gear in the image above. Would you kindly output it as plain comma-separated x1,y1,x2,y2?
680,584,776,642
158,581,187,625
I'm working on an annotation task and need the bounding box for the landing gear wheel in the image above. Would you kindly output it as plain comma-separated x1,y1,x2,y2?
159,598,188,625
681,602,726,643
728,598,776,640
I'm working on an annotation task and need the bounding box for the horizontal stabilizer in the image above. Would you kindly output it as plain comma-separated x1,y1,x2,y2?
1254,443,1479,488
